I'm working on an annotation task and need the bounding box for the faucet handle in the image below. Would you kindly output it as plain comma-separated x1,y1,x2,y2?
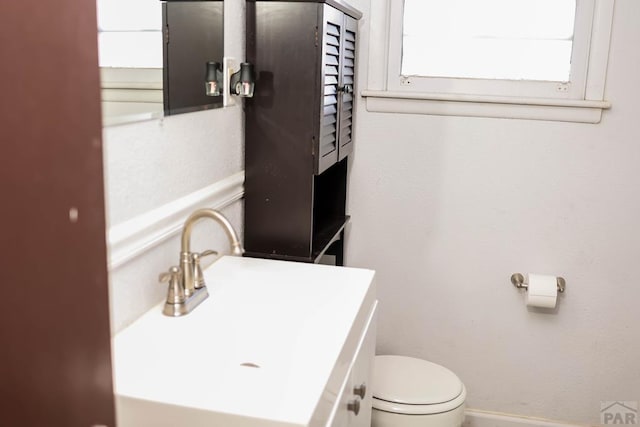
191,250,219,289
159,266,185,304
198,249,219,259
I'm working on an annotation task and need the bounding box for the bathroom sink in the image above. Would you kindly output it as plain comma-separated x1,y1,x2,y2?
113,256,376,427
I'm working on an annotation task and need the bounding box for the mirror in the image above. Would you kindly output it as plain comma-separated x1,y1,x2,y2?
98,0,224,126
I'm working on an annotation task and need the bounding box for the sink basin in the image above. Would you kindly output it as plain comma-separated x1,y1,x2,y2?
113,256,375,427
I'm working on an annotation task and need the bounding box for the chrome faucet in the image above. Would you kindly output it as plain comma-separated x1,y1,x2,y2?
159,208,244,317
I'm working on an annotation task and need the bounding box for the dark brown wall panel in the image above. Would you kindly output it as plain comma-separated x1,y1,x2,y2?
0,1,116,426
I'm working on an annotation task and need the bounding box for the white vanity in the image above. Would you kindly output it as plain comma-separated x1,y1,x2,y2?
113,256,377,427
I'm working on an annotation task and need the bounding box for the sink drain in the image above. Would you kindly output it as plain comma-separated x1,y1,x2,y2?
240,362,260,368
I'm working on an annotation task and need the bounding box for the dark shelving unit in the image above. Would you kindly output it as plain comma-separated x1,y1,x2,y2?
244,0,361,264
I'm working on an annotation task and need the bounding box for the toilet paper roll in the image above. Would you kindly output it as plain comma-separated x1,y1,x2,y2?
525,274,558,308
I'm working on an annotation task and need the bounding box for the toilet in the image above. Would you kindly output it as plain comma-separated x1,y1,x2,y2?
371,355,467,427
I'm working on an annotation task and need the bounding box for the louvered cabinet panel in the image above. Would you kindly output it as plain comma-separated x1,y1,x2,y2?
338,15,357,161
317,3,360,174
318,17,342,174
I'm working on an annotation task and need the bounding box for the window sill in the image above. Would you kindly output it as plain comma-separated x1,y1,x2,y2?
361,90,611,123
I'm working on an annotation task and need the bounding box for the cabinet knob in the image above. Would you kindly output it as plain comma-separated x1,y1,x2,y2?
347,399,360,416
353,383,366,399
338,84,353,94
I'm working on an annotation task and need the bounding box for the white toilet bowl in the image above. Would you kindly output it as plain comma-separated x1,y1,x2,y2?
371,355,466,427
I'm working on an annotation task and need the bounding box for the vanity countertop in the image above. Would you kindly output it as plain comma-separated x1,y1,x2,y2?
113,256,376,427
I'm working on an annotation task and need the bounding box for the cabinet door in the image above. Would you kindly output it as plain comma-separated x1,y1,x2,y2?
318,7,358,174
318,6,344,174
348,304,377,427
337,15,357,161
327,304,377,427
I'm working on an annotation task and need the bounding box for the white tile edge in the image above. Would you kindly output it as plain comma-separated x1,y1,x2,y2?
362,91,610,123
464,409,594,427
107,171,245,271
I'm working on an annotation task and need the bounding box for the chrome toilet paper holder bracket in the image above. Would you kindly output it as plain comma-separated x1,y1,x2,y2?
510,273,566,293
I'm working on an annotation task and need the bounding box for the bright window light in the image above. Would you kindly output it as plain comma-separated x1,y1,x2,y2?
402,0,576,82
97,0,162,68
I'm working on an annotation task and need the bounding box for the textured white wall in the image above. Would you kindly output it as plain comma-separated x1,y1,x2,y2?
103,1,245,333
346,0,640,424
103,108,243,224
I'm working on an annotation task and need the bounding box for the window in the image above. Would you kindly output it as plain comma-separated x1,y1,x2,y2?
362,0,614,123
97,0,163,68
402,0,576,82
97,0,164,126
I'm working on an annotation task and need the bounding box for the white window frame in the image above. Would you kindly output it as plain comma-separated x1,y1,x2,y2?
362,0,615,123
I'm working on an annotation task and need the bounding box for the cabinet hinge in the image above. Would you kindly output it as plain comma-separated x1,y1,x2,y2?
164,26,170,44
314,26,319,47
312,136,316,156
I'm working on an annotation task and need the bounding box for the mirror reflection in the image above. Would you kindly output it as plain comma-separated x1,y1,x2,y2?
98,0,224,126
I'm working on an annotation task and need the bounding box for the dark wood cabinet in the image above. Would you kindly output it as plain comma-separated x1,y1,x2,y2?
245,0,361,263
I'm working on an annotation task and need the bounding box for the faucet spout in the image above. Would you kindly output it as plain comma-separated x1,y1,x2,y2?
180,208,244,256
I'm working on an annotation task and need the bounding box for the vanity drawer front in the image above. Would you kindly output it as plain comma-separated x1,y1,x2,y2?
327,302,377,427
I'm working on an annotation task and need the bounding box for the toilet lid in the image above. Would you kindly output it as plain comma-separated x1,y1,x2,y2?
372,355,463,405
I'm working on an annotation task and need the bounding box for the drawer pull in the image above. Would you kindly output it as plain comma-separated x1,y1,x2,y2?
353,383,366,399
347,399,360,416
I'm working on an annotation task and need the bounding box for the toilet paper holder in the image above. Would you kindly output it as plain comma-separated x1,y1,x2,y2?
510,273,566,293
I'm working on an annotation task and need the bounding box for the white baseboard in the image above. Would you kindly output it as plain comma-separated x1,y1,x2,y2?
464,409,593,427
107,171,244,270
